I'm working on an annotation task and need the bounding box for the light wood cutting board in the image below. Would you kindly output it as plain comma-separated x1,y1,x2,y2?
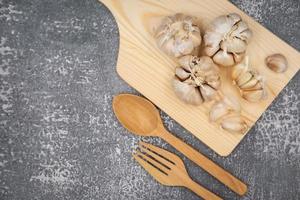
99,0,300,156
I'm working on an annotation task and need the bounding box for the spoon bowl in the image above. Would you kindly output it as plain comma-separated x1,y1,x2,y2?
113,94,161,136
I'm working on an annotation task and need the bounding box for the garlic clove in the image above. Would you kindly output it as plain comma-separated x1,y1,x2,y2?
221,115,248,134
207,79,221,89
231,21,248,36
220,37,247,53
242,89,265,102
190,28,202,46
198,56,215,71
236,71,253,86
211,15,237,34
175,67,190,80
213,50,235,66
239,30,253,43
239,77,259,89
223,96,241,112
243,81,263,91
265,53,288,73
233,52,245,63
232,62,247,80
178,55,193,71
200,85,217,101
173,78,203,105
209,102,229,122
203,32,223,56
175,39,194,57
157,35,175,56
228,13,242,24
205,45,220,57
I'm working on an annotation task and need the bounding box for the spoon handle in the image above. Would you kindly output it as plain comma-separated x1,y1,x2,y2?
158,128,247,196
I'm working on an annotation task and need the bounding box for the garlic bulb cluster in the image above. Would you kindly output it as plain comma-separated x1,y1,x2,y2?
265,53,288,73
155,13,202,58
204,13,252,67
210,97,248,134
232,58,267,102
173,55,221,105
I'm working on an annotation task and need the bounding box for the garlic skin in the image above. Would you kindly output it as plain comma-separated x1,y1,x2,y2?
265,53,288,73
204,13,252,67
221,115,248,134
173,55,221,105
209,97,240,122
155,13,202,58
232,58,267,102
209,96,247,134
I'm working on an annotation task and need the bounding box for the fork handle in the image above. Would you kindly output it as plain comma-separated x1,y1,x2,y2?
158,127,247,195
184,178,222,200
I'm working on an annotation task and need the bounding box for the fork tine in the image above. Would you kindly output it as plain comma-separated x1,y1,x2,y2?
139,142,174,169
139,141,183,167
132,152,170,185
135,150,169,175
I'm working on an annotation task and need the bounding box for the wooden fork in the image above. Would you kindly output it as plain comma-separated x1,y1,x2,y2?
133,141,222,200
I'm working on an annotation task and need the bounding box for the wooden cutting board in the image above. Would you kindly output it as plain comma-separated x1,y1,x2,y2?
99,0,300,156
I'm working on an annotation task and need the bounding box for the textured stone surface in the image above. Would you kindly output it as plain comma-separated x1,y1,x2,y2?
0,0,299,199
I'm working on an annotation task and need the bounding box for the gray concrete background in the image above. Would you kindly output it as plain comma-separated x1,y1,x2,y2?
0,0,299,199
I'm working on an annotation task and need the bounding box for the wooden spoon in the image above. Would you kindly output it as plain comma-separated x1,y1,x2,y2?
112,94,247,196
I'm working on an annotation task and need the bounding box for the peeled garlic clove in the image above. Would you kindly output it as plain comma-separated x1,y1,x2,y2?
221,115,248,134
175,67,190,80
213,50,235,66
265,53,288,73
173,79,203,105
239,77,259,89
242,89,265,102
236,71,253,86
209,102,229,122
200,85,217,101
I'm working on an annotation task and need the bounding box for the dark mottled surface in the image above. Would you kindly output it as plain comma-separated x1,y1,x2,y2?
0,0,299,199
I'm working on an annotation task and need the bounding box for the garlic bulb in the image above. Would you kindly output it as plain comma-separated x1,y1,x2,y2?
204,13,252,66
221,115,248,134
155,13,202,58
173,55,221,105
232,58,267,102
265,53,288,73
209,97,240,122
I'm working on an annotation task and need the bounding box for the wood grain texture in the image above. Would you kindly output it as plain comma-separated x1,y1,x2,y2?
99,0,300,156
